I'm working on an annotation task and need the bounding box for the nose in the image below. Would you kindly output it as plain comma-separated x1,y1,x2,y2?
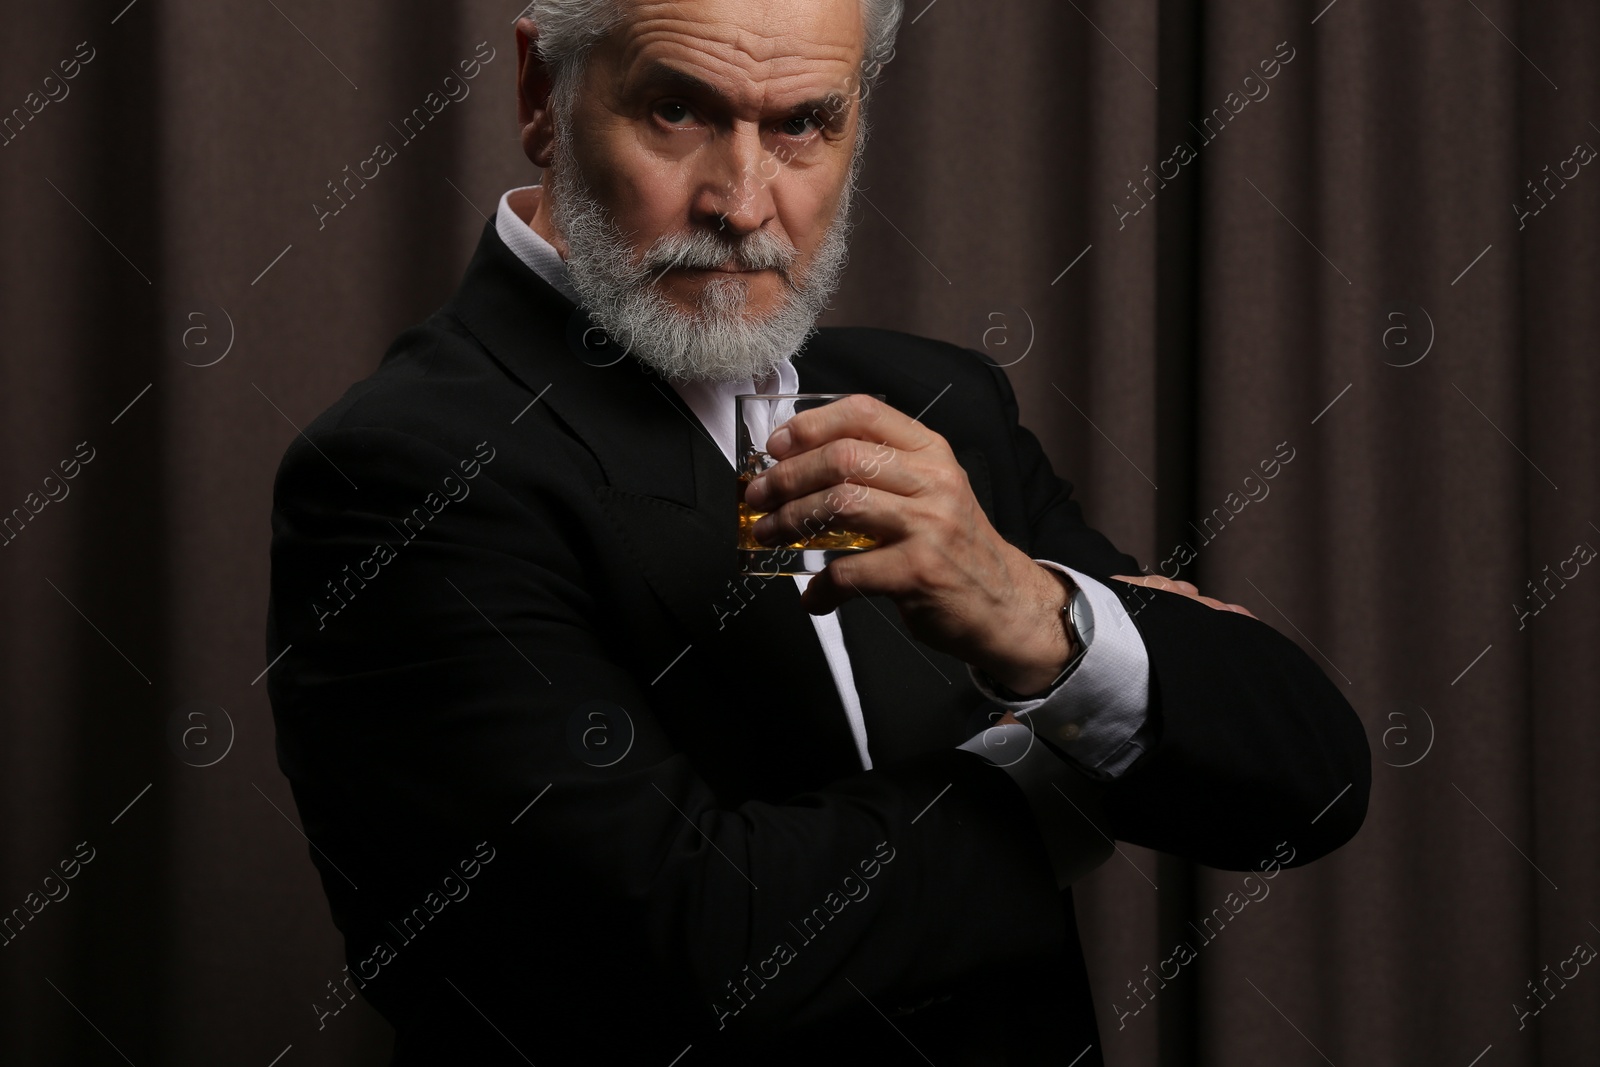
692,120,778,238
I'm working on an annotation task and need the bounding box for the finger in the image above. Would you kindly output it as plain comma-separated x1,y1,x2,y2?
744,436,919,511
797,566,854,615
1111,574,1202,598
752,482,909,546
1111,573,1177,592
796,543,921,617
767,393,937,459
1194,593,1259,619
797,547,909,615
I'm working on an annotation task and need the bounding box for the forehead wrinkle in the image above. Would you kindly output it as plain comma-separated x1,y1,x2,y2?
614,4,862,111
624,0,863,58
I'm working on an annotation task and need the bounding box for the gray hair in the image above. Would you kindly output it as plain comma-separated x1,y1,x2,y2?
516,0,902,119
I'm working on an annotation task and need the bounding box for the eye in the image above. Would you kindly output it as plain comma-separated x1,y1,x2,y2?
778,115,821,138
654,100,697,127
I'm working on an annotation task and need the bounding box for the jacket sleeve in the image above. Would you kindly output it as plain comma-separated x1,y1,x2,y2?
978,358,1371,871
266,422,1071,1045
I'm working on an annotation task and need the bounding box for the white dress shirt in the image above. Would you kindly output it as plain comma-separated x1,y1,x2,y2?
494,186,1155,884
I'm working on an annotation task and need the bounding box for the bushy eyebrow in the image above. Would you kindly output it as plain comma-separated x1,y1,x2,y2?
634,60,853,130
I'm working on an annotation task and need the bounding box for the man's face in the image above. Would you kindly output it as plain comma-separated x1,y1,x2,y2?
569,0,862,316
524,0,870,383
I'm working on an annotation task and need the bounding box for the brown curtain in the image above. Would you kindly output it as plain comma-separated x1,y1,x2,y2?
2,1,1595,1063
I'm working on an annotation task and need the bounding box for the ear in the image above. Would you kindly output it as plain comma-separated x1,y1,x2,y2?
515,17,558,169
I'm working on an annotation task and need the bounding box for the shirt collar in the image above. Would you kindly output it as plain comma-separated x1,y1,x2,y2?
495,186,582,305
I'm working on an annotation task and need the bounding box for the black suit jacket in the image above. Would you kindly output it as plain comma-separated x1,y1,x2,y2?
266,221,1370,1065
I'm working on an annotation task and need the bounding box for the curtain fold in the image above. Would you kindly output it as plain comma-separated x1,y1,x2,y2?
2,1,1594,1063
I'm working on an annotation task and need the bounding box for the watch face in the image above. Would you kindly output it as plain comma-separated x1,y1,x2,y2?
1070,588,1094,648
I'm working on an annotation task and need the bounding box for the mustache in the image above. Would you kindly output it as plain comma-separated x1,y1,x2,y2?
643,227,800,284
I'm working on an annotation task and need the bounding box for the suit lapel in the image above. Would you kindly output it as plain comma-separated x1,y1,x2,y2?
448,223,728,642
445,223,863,791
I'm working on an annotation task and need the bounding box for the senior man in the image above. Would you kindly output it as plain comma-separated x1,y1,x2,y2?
265,0,1370,1064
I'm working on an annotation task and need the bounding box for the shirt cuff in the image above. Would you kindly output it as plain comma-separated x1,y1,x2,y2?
967,563,1153,780
956,724,1114,888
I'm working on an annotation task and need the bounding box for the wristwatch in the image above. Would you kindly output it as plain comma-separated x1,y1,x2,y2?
984,574,1094,701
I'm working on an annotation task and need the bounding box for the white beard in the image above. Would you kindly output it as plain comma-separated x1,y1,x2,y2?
545,140,860,384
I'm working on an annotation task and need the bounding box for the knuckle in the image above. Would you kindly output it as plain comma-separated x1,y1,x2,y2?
825,438,860,479
846,393,878,419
